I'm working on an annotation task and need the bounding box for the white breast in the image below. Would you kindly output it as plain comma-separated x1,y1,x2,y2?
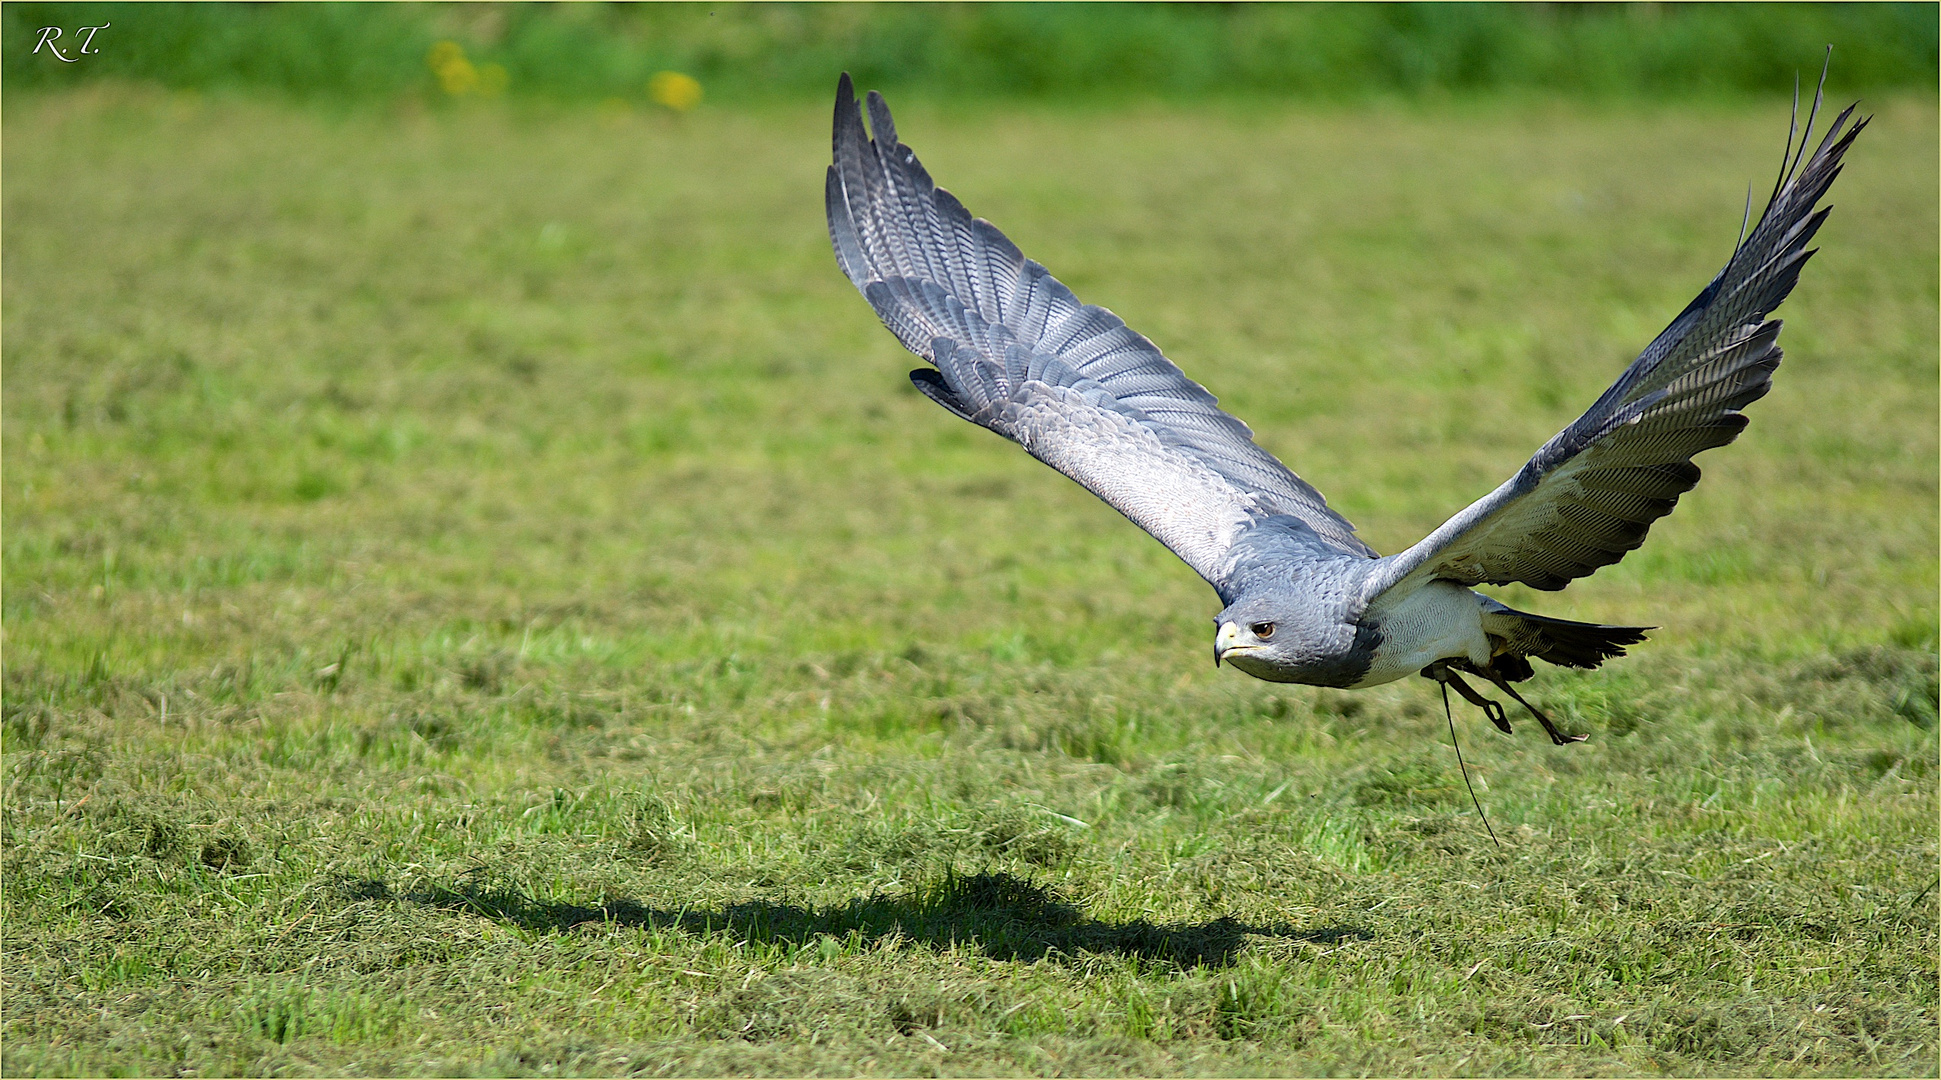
1353,581,1491,688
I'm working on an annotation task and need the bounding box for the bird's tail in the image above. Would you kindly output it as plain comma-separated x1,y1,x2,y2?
1478,598,1651,681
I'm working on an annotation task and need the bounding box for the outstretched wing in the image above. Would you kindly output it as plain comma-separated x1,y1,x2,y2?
825,73,1375,593
1364,99,1867,606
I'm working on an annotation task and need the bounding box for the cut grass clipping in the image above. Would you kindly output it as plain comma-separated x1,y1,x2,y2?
4,86,1936,1076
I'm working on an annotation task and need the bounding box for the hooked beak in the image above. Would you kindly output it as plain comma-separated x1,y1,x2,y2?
1214,621,1246,668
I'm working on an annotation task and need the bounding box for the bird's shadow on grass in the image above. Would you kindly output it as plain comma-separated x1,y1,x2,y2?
395,870,1367,969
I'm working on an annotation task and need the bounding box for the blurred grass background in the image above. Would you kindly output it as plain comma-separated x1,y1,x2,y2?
4,3,1937,1077
4,2,1937,103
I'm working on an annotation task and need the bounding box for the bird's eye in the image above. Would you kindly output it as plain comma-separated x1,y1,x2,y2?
1250,622,1276,640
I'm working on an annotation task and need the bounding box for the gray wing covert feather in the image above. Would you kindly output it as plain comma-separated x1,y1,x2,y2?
1366,104,1867,604
825,73,1376,584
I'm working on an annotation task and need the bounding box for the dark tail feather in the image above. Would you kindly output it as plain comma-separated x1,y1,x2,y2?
1480,601,1652,678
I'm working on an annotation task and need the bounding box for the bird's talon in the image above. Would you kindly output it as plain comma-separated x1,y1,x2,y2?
1442,671,1514,734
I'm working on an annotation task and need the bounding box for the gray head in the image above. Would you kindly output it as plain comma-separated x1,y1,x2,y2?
1211,583,1381,688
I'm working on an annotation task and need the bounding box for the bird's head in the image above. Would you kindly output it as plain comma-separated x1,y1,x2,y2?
1212,589,1377,688
1212,597,1305,681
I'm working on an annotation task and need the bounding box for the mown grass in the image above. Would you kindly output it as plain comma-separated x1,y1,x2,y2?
3,85,1935,1076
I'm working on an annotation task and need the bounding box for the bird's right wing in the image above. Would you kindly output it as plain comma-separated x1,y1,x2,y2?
826,74,1375,594
1363,98,1866,607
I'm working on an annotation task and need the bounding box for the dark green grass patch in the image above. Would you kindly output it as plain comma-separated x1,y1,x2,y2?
5,3,1936,103
3,89,1935,1076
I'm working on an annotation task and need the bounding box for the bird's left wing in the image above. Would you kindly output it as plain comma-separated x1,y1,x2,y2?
826,74,1376,593
1362,98,1866,608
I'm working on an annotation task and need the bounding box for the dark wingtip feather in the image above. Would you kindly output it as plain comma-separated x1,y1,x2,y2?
833,72,857,153
865,89,898,148
826,165,866,286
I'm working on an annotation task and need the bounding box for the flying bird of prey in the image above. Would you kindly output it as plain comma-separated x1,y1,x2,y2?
825,72,1865,744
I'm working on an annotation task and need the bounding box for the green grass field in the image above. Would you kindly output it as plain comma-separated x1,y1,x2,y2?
4,84,1936,1076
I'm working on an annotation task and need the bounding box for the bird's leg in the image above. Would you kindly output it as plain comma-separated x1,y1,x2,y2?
1438,667,1514,735
1482,670,1587,746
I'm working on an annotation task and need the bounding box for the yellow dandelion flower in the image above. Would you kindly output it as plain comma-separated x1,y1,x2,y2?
648,71,702,113
428,40,479,96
